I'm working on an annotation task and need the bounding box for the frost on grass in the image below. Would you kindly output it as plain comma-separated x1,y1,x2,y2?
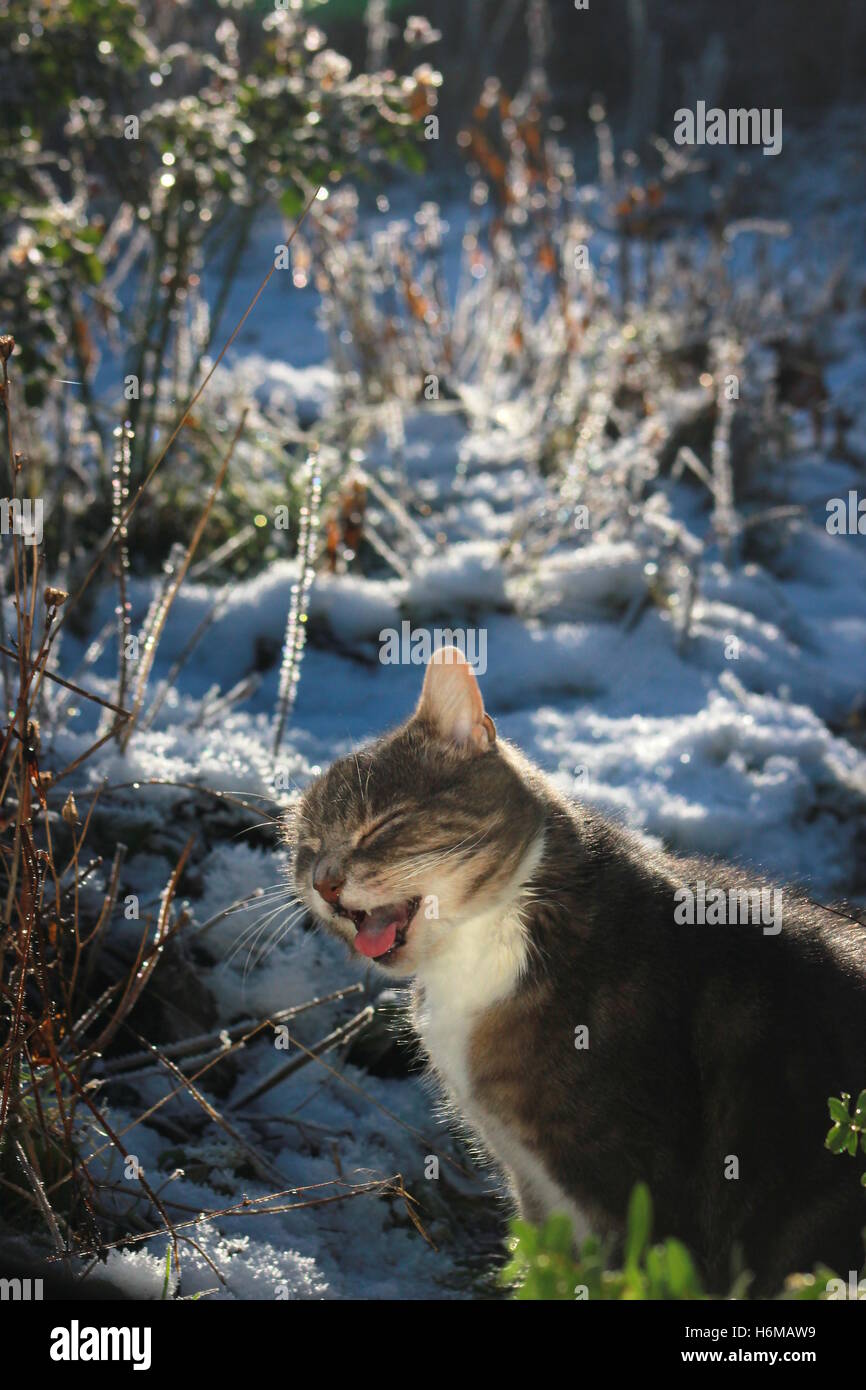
3,112,866,1300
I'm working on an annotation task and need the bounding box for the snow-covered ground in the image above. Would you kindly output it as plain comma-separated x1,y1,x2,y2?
8,113,866,1299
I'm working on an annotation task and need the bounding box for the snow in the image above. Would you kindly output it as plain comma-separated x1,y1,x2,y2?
8,113,866,1300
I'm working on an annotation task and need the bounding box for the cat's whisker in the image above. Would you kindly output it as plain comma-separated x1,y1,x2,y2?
352,750,366,805
232,820,285,838
223,884,296,906
219,888,299,924
239,908,292,976
218,907,284,956
224,897,303,966
244,905,308,975
253,906,309,967
224,922,275,968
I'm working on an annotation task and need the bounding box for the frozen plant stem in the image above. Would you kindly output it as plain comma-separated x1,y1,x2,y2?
111,421,132,728
273,454,322,754
119,413,246,751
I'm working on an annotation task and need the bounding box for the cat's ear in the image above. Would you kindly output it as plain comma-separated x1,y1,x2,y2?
415,646,496,752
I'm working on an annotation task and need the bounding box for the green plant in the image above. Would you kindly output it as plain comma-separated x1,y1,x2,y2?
502,1183,706,1300
826,1089,866,1185
501,1179,858,1301
0,0,438,564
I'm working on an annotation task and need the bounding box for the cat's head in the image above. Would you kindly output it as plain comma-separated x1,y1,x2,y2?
288,646,544,977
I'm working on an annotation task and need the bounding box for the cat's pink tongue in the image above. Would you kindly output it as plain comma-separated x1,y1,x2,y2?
353,914,398,958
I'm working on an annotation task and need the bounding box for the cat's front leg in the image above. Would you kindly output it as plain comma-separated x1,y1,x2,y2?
509,1173,548,1226
481,1114,594,1245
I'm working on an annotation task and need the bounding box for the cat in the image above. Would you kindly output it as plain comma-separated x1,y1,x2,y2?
289,645,866,1295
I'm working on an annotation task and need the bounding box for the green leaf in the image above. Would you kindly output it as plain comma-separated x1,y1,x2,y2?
279,187,305,219
625,1182,652,1269
83,253,105,285
826,1123,851,1154
396,140,426,174
828,1096,851,1125
510,1219,538,1252
645,1243,665,1298
665,1238,700,1297
75,225,103,247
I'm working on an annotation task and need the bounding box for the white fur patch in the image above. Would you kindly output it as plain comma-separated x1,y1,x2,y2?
478,1113,592,1240
413,833,543,1096
412,832,592,1235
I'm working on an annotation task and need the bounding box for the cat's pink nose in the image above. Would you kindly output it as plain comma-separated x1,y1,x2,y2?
313,871,345,905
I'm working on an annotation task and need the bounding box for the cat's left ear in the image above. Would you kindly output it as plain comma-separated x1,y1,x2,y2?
415,646,496,752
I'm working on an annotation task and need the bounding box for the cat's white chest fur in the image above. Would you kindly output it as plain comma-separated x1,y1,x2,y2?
414,897,524,1099
412,836,591,1241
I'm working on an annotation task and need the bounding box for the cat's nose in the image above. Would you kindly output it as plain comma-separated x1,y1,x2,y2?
313,867,345,905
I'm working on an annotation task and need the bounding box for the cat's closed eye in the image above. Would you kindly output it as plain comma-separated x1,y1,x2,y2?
355,808,408,848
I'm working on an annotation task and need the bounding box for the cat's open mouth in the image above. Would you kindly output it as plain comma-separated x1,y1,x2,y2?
335,896,421,961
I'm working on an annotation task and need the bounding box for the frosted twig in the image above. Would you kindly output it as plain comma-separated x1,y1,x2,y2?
230,1006,375,1110
110,420,132,731
272,453,322,753
14,1139,67,1256
97,983,365,1076
120,413,246,750
710,340,742,563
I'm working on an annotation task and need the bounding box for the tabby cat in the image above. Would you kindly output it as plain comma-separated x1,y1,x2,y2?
289,646,866,1294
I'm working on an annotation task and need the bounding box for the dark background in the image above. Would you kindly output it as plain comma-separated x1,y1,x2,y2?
324,0,866,137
